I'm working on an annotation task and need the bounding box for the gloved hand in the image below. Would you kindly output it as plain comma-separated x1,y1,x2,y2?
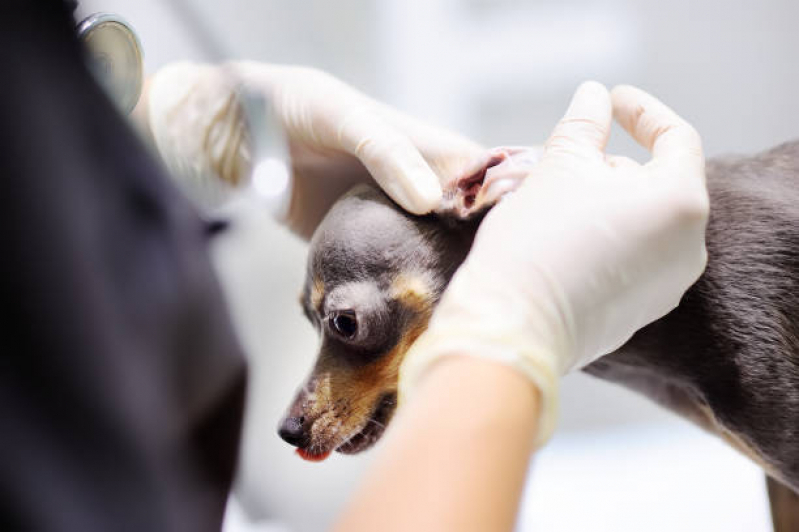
145,61,488,238
400,82,709,446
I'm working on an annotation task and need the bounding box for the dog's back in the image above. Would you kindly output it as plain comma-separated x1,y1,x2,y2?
586,140,799,490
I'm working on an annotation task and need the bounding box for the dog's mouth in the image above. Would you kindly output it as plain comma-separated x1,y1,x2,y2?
292,393,397,463
293,393,397,462
336,392,397,455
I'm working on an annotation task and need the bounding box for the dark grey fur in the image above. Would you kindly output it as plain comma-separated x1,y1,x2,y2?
292,141,799,492
588,141,799,489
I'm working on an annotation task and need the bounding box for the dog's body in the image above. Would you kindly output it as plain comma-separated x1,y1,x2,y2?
587,142,799,490
280,141,799,497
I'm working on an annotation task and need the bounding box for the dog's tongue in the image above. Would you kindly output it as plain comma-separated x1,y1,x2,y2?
296,448,332,462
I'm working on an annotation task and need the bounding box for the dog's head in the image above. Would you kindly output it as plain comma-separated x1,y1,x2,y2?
278,148,538,461
278,185,473,460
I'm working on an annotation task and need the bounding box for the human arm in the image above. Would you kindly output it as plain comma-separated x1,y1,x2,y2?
335,82,709,530
334,357,539,532
136,62,489,237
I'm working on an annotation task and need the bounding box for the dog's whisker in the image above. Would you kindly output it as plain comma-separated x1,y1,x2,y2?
367,418,386,430
337,426,364,449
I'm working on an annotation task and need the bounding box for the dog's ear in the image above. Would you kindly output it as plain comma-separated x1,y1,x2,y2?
436,146,541,220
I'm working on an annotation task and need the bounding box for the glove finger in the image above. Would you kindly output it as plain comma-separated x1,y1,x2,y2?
545,81,612,157
337,107,443,214
611,85,704,173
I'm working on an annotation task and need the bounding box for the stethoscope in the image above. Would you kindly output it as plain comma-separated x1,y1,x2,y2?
76,13,143,115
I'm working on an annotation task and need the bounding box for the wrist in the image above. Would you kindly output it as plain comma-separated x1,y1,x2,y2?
338,355,539,532
404,264,576,445
400,325,561,447
410,355,542,444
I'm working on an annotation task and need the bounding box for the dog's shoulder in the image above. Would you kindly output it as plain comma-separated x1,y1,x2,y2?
597,141,799,489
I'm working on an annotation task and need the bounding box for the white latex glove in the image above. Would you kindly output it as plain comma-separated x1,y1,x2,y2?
145,62,488,237
145,63,252,210
400,82,709,446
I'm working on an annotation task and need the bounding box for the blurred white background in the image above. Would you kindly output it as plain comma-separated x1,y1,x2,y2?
77,0,799,530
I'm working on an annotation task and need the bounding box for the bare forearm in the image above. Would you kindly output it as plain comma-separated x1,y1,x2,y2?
334,356,540,532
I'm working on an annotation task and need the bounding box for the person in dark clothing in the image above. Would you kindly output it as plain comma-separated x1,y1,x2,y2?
0,2,246,530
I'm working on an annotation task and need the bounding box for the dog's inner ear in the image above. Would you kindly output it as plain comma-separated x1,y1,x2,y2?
437,146,541,220
457,152,506,210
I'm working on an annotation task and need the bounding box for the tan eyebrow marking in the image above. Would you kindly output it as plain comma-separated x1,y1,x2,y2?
390,273,434,314
310,276,325,312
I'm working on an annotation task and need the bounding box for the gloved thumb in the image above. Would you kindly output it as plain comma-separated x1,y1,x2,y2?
545,81,612,157
611,84,704,177
337,107,443,214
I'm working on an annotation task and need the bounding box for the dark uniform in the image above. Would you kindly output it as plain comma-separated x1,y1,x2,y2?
0,2,247,530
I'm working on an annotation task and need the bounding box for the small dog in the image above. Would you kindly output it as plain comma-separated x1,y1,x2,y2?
278,141,799,504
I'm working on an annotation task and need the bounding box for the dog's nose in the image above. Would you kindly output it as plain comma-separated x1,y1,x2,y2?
278,416,309,447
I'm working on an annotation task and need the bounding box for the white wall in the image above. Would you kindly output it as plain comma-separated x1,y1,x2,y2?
76,1,797,530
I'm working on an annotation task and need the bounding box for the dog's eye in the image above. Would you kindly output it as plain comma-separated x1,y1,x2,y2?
329,310,358,339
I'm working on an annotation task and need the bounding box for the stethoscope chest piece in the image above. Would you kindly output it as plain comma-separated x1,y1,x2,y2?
77,13,143,115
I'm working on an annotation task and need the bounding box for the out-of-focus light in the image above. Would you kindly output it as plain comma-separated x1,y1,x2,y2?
251,158,290,199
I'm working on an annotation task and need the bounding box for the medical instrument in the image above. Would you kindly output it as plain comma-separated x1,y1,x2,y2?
77,13,143,115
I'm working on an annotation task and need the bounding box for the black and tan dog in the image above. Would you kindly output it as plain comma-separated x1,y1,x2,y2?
278,141,799,518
